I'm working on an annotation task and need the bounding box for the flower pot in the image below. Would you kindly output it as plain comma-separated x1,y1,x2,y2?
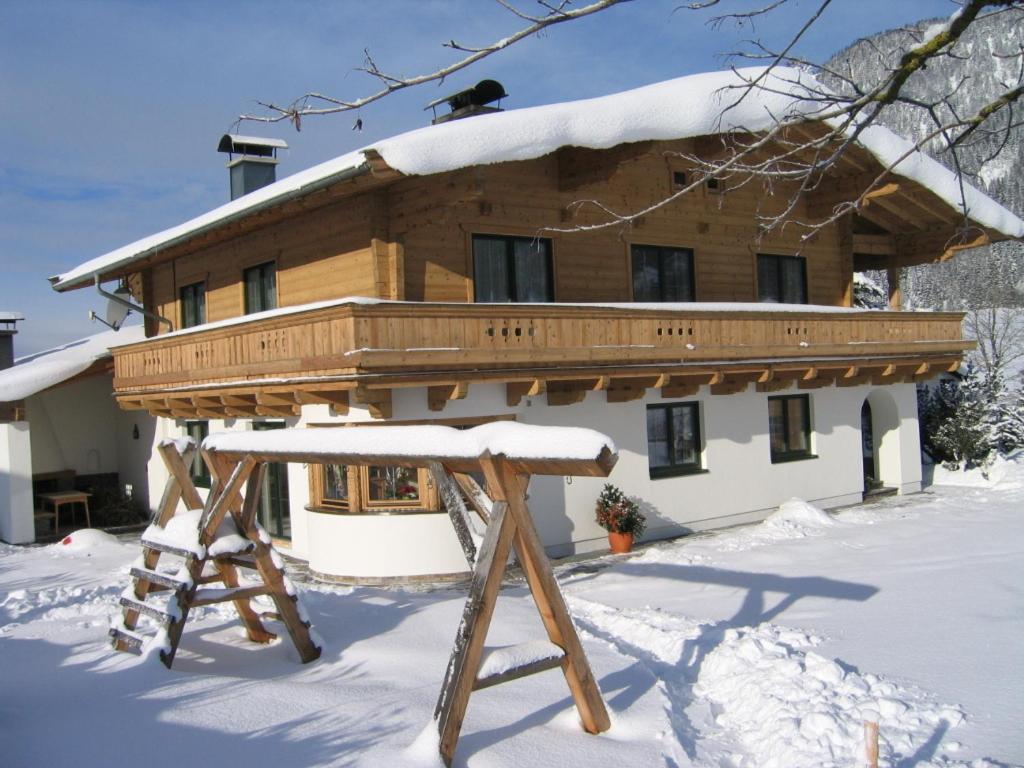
608,531,634,554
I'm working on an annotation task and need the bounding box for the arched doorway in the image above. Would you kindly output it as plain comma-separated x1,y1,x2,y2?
861,399,878,492
861,390,902,498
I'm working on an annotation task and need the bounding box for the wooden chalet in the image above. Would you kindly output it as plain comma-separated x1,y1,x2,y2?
50,68,1023,579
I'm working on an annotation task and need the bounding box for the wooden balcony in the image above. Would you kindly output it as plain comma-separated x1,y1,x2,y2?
112,301,970,419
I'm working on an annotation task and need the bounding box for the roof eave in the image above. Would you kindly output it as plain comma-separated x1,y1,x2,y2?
50,160,377,293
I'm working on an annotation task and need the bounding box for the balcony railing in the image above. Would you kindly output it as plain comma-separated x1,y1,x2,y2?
112,301,969,397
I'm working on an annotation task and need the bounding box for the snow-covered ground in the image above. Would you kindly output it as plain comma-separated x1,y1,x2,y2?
2,464,1022,767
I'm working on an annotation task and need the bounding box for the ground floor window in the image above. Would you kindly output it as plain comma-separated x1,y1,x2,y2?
646,402,702,477
768,394,813,462
310,464,433,513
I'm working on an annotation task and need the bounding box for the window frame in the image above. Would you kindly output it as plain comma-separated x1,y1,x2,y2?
471,233,554,303
646,401,704,479
757,253,808,304
306,415,515,514
179,281,206,329
767,394,815,463
309,464,432,514
243,261,277,314
184,421,211,488
631,243,696,302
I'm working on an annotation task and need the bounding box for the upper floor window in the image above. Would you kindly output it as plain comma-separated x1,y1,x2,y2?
632,244,695,302
768,394,813,462
758,254,807,304
180,281,206,329
244,261,277,314
472,234,553,303
184,421,210,488
646,402,702,478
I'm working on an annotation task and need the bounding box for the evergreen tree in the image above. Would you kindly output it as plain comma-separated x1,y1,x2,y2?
992,379,1024,456
931,364,993,470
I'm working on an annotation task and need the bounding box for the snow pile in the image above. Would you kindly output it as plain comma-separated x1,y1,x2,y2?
0,325,144,402
205,421,616,464
695,623,965,768
51,528,122,554
709,498,835,553
764,498,835,531
53,67,1023,291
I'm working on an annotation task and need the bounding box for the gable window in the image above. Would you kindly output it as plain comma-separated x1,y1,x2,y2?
768,394,814,462
244,261,277,314
646,402,702,477
180,281,206,329
757,254,807,304
632,244,695,302
472,234,553,303
184,421,210,488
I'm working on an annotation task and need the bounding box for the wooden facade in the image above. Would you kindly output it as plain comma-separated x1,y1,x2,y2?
62,128,998,412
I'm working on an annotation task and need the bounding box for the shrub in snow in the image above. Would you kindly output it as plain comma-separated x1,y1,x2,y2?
595,483,646,537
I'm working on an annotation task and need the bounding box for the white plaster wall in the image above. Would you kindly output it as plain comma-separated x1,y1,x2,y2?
115,408,156,509
0,422,34,544
27,376,121,477
307,512,470,579
136,379,922,578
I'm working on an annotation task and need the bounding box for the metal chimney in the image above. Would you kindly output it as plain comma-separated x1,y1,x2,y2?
0,312,24,371
217,134,289,200
426,80,508,125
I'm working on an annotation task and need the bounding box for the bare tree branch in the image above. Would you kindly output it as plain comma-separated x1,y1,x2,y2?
238,0,628,129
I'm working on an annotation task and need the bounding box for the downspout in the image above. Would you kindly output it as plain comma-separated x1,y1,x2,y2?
94,275,173,332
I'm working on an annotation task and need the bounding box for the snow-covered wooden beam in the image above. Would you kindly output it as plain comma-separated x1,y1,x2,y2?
203,421,618,478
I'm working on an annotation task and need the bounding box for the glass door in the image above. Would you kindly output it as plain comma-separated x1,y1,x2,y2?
253,421,291,539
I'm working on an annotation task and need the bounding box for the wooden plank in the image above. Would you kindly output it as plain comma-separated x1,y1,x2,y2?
117,442,197,650
429,461,478,567
488,459,611,738
190,584,275,607
199,457,257,546
451,472,492,526
474,653,565,691
434,498,517,766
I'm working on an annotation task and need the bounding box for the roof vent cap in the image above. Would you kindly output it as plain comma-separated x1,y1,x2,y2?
426,79,508,125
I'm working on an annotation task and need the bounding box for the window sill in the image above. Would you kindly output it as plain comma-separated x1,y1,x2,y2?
304,505,443,517
649,467,708,480
770,453,818,464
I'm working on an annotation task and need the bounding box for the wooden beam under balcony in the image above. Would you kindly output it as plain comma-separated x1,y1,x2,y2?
428,382,469,412
353,386,392,419
547,377,609,406
606,375,665,403
661,372,721,399
506,379,545,407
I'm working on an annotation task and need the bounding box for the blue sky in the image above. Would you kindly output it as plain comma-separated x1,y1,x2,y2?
1,0,957,355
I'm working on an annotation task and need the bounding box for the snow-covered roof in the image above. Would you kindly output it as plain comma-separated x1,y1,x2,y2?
0,324,145,402
0,312,25,323
51,67,1024,291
